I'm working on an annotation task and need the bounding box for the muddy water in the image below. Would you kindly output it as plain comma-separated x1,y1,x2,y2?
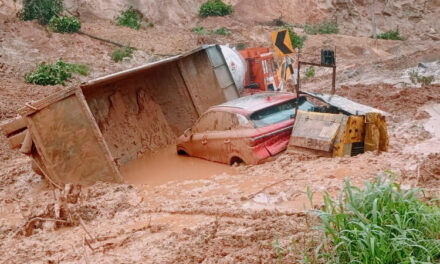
121,145,236,186
406,104,440,155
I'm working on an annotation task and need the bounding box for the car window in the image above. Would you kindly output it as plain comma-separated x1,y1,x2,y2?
250,97,315,128
215,112,253,131
193,111,253,133
214,112,235,131
193,111,217,133
236,113,253,129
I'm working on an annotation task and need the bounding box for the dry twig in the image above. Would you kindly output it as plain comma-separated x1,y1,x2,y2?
247,178,293,200
82,236,90,264
423,168,440,180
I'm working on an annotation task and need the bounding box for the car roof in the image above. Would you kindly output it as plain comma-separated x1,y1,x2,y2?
210,92,297,115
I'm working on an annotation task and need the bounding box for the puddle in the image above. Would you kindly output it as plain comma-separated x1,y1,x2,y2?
121,145,236,186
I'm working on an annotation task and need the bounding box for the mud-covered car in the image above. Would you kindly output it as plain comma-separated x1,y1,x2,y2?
176,92,315,165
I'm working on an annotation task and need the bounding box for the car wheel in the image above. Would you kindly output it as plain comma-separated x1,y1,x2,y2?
230,156,244,165
177,148,189,156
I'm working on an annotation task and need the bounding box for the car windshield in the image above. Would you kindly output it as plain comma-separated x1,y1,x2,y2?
250,97,315,128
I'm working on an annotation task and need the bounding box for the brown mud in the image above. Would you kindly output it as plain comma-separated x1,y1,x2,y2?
121,145,236,187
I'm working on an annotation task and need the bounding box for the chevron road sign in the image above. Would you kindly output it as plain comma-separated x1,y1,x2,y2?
271,30,295,57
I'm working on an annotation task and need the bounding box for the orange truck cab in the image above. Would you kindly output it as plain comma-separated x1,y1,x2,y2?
239,47,280,96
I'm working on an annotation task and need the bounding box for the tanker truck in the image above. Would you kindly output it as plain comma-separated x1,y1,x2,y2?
220,45,281,96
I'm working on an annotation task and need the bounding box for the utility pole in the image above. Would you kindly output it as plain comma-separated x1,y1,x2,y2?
371,0,377,39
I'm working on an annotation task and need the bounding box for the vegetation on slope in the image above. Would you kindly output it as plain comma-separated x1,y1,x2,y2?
376,29,403,40
284,24,306,49
111,47,134,62
20,0,63,25
25,60,88,86
199,0,233,18
116,6,141,30
304,20,339,35
49,16,81,33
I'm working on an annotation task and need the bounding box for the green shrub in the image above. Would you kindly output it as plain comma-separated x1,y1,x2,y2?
49,16,81,33
312,175,440,263
304,66,315,79
192,26,230,36
236,43,246,51
147,22,154,28
111,47,134,62
409,70,434,86
116,6,140,30
199,0,233,18
212,27,229,35
376,29,403,40
304,20,339,35
25,59,88,86
192,26,206,35
20,0,63,25
284,25,306,49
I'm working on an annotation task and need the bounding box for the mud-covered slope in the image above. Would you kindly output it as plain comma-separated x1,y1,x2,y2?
63,0,440,41
65,0,205,26
327,0,440,40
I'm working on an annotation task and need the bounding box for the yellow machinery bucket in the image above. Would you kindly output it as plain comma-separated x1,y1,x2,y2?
289,110,388,157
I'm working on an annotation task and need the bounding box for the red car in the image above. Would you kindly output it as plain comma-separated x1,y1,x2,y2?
176,92,315,165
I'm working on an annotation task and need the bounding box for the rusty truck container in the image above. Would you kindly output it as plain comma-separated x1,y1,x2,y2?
3,45,239,185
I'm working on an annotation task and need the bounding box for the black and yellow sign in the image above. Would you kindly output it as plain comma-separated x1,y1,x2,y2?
271,30,295,57
277,57,295,81
277,61,293,81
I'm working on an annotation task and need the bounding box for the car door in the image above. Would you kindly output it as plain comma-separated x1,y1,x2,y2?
190,111,216,160
208,112,253,164
204,111,234,163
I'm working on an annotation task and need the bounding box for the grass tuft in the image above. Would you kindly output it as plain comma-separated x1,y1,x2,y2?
192,26,206,35
282,24,306,49
376,29,403,40
49,16,81,33
111,46,134,62
304,20,339,35
304,66,315,79
409,70,434,86
312,174,440,263
116,6,141,30
236,43,246,51
199,0,233,18
25,59,88,86
212,27,229,35
192,26,230,36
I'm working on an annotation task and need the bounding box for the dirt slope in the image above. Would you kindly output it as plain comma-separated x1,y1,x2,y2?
63,0,440,42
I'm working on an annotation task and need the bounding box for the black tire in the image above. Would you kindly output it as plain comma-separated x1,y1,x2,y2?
230,156,244,165
177,148,189,156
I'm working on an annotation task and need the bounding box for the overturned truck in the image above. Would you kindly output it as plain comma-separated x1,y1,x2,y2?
2,45,239,185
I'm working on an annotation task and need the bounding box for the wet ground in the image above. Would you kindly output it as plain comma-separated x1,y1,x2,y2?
1,1,440,260
407,104,440,155
121,145,237,187
2,87,439,264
